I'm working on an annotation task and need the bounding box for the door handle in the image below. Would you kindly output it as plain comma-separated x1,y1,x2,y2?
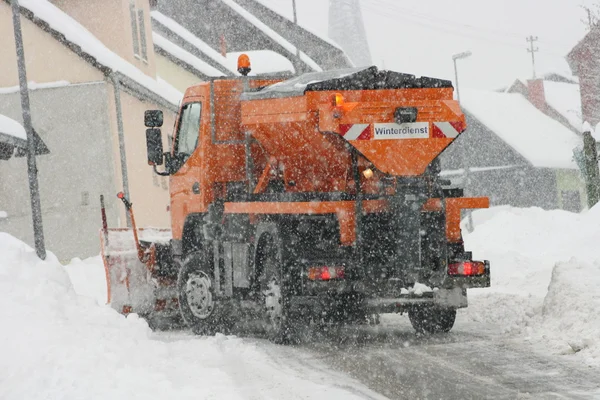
192,182,200,194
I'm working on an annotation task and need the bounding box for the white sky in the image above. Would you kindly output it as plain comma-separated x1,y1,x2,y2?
256,0,594,90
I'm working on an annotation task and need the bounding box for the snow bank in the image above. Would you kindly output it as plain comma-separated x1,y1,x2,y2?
0,233,375,399
463,206,600,365
542,259,600,363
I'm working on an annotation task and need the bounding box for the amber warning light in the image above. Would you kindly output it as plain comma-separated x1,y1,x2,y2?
237,54,251,76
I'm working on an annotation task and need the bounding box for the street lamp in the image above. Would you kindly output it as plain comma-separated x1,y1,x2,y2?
452,50,472,104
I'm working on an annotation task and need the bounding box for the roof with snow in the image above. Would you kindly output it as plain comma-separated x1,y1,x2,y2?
152,32,225,78
225,51,294,75
461,90,581,170
0,115,26,142
0,114,49,156
543,81,582,132
152,12,294,77
153,0,351,74
151,11,238,76
219,0,322,72
9,0,182,110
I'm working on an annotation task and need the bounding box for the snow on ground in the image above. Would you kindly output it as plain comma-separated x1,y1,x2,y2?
462,205,600,366
0,233,382,399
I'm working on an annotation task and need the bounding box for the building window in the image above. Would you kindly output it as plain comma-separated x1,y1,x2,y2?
129,0,140,57
137,9,148,61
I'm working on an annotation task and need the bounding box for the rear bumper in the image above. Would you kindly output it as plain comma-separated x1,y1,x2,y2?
295,260,490,313
290,287,468,314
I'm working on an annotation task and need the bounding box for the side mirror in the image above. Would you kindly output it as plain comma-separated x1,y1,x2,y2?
146,128,164,166
144,110,163,127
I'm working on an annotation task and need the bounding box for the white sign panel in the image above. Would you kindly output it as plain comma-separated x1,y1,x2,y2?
373,122,430,140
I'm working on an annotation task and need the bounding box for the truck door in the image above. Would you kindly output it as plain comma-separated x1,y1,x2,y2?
170,101,203,239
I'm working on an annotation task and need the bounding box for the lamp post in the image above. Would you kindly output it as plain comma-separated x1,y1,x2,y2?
11,0,46,259
452,50,472,104
292,0,300,58
452,50,473,230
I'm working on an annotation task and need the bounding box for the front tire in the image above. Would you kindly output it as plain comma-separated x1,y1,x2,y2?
178,250,230,335
408,306,456,334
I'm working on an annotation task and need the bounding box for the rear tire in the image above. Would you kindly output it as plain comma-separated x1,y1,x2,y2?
178,250,231,335
255,224,297,344
408,306,456,334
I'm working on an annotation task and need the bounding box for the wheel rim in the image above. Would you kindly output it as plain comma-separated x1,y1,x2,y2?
264,278,283,330
185,272,214,319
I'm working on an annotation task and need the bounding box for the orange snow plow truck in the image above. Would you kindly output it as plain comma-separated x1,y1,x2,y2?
100,64,490,341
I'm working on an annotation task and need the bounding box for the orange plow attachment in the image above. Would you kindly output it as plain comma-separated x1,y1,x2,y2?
100,228,174,317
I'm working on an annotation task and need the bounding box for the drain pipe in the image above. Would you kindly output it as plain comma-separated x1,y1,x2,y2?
110,73,131,227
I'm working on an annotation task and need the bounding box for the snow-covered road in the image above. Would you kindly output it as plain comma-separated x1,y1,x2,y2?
2,205,600,399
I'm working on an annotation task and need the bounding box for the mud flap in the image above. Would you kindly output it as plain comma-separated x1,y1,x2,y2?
434,288,467,309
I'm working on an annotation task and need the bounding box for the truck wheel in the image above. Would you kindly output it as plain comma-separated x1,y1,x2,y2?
408,306,456,334
178,250,230,335
255,226,296,344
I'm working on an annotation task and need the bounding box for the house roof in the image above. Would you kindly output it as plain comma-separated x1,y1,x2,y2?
0,114,26,142
151,11,294,76
567,23,600,75
151,11,237,76
218,0,322,72
252,0,342,50
225,50,295,75
0,114,49,156
461,89,581,170
543,81,582,132
152,32,225,78
10,0,182,110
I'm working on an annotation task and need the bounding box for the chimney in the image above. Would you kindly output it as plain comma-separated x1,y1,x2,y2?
527,79,547,112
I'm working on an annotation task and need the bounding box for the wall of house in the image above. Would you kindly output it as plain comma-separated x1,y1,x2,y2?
440,113,581,211
155,53,202,92
0,83,119,260
441,112,531,171
105,86,175,229
460,166,559,210
53,0,157,79
555,169,586,212
0,3,104,87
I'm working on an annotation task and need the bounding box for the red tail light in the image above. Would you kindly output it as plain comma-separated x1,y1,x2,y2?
448,261,486,276
308,266,345,281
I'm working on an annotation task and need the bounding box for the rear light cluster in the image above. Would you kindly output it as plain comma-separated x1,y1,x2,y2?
448,261,486,276
307,266,345,281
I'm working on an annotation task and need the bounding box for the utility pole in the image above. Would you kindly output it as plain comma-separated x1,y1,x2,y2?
11,0,46,259
292,0,299,58
526,35,539,79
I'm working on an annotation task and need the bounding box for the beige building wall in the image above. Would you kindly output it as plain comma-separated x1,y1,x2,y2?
0,3,103,87
106,86,176,228
155,54,202,93
53,0,157,78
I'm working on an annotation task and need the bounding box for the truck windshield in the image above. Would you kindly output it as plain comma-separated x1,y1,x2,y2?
175,102,202,159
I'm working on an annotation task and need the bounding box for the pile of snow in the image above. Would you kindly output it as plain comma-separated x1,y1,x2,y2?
463,206,600,365
0,233,378,399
